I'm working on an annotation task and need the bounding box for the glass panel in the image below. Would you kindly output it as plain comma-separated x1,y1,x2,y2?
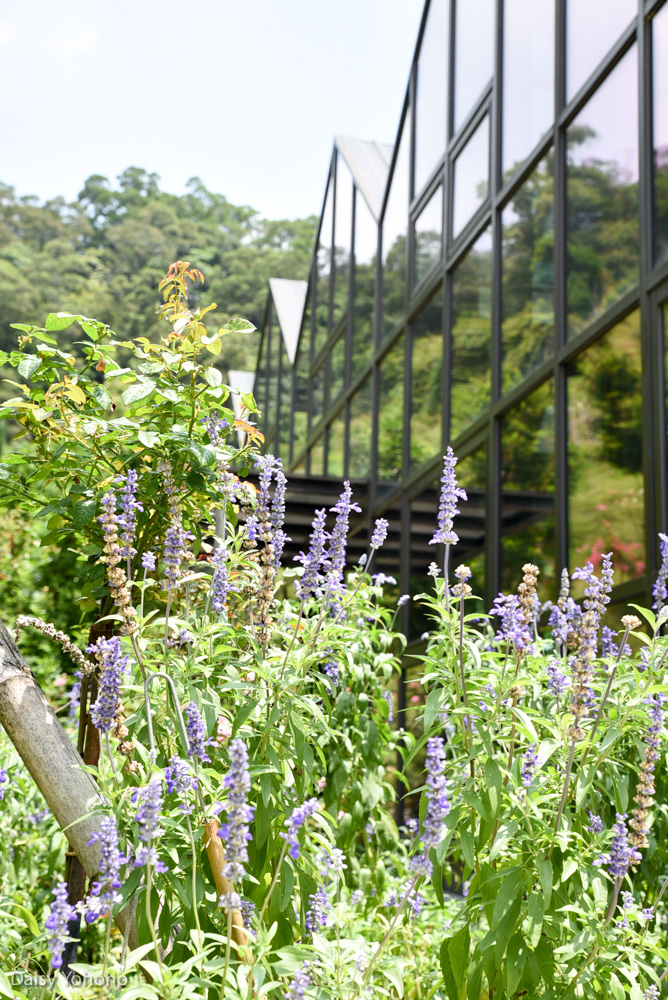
311,362,325,432
501,379,556,600
266,307,279,436
503,0,555,179
454,0,495,132
414,185,443,287
502,153,555,393
454,446,487,614
333,153,353,325
255,334,268,425
378,335,405,483
315,177,333,356
310,437,325,477
278,341,291,462
382,110,411,340
327,418,345,478
415,0,449,194
410,287,443,471
567,0,635,101
450,228,492,440
292,335,309,466
452,115,490,238
568,311,644,588
653,4,668,265
566,47,638,337
349,378,373,478
330,334,346,404
352,191,377,381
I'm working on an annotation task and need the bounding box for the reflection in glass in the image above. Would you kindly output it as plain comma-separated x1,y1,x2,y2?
453,115,490,237
566,47,638,337
311,438,324,477
255,333,268,424
414,186,443,287
378,336,405,482
382,110,410,340
327,418,345,478
568,311,644,587
315,177,333,356
502,154,554,392
503,0,555,179
311,362,325,432
352,191,377,381
415,0,448,194
454,446,486,613
410,288,443,472
501,380,555,599
266,307,279,437
278,340,291,462
653,4,668,264
349,378,373,478
333,153,353,326
410,477,440,640
454,0,494,132
567,0,635,101
292,332,310,466
450,228,492,440
329,334,346,404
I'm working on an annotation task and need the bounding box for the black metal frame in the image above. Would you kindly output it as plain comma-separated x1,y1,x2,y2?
255,0,668,623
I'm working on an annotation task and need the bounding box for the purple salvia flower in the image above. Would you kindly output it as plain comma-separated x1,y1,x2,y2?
67,672,82,718
520,744,538,790
204,411,232,447
141,550,156,572
210,543,234,613
217,738,255,882
86,636,130,735
653,532,668,611
79,815,126,923
305,885,330,933
595,813,642,878
548,596,582,649
429,447,467,546
545,657,570,697
371,572,397,586
294,508,329,600
384,690,394,722
164,756,199,815
281,797,319,860
218,890,242,914
324,481,362,612
114,470,143,560
132,776,168,872
185,701,213,763
588,811,604,833
45,882,76,969
490,593,532,650
0,768,8,800
322,657,339,690
568,555,614,736
643,987,660,1000
270,459,289,569
370,518,389,551
285,962,312,999
162,522,194,592
411,737,449,880
398,594,410,607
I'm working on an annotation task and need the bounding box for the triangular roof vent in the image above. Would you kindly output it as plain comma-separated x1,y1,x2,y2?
268,277,307,365
335,136,394,221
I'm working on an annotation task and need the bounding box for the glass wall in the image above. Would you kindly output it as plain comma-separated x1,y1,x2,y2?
453,0,494,132
333,153,353,326
315,177,334,356
327,417,346,478
450,228,492,439
566,47,639,337
502,0,554,180
501,379,556,600
414,185,443,287
452,115,490,238
502,154,554,393
410,288,443,472
653,3,668,266
292,331,309,465
414,0,448,194
382,111,411,339
329,334,346,404
352,190,377,381
349,377,373,478
566,0,636,101
378,336,405,482
568,311,644,588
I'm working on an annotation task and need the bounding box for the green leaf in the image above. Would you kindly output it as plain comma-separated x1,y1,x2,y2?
527,891,545,947
12,902,39,935
138,430,160,448
122,379,156,406
45,311,77,331
424,685,445,732
93,383,113,409
460,822,476,870
279,864,295,912
448,924,470,995
72,498,97,529
220,317,256,334
156,385,180,403
440,940,459,1000
203,365,223,387
0,971,13,998
17,356,42,379
609,972,625,1000
536,854,553,907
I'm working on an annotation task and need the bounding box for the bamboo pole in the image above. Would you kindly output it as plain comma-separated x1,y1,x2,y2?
0,619,137,948
203,819,250,951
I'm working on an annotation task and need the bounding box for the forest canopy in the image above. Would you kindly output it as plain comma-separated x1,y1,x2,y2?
0,167,316,373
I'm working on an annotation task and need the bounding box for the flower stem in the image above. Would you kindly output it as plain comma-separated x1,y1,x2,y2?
220,908,233,1000
145,861,163,974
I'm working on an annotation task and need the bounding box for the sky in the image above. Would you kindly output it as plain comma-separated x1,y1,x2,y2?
0,0,424,221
